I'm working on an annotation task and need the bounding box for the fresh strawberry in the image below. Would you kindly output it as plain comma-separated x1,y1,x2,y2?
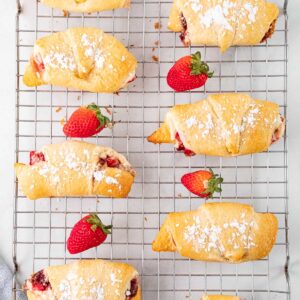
63,103,110,138
30,151,45,165
181,168,223,198
67,214,112,254
167,51,213,92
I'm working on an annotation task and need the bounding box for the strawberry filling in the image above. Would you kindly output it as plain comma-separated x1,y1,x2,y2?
31,54,45,74
179,14,190,46
271,116,285,145
99,156,121,168
30,151,45,165
127,75,137,83
30,270,51,292
125,277,139,299
175,132,195,157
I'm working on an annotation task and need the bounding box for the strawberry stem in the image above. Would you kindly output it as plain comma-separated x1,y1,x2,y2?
86,214,112,235
87,103,111,130
190,51,214,78
203,168,223,198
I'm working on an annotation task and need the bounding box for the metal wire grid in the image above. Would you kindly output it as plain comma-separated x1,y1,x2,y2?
14,0,289,299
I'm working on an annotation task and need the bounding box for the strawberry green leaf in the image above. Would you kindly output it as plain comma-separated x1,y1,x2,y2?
87,103,111,130
203,168,223,198
86,214,112,235
190,51,214,78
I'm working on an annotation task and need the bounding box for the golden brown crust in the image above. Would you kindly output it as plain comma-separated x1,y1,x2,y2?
202,296,240,300
147,93,284,157
15,140,135,200
23,27,137,93
152,202,278,263
168,0,279,52
41,0,130,13
25,260,141,300
147,122,173,144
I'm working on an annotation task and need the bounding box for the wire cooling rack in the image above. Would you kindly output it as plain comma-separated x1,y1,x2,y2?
14,0,289,299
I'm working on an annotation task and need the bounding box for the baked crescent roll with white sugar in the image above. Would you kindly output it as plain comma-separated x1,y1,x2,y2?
147,93,285,157
168,0,279,52
202,296,240,300
23,27,137,93
40,0,130,13
15,140,135,200
24,260,141,300
152,202,278,263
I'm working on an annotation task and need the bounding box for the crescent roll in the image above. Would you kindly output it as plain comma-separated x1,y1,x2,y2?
41,0,130,13
15,140,135,200
152,202,278,263
168,0,279,52
24,259,141,300
23,27,137,93
202,296,240,300
147,93,285,157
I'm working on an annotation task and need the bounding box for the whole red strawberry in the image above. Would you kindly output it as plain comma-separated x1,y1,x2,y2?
167,51,213,92
181,168,223,198
63,103,110,138
67,214,112,254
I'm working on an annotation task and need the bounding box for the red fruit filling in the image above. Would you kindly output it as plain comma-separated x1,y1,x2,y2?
30,270,51,292
99,156,121,168
126,277,139,299
175,132,195,157
31,54,45,74
30,151,45,165
271,116,285,145
127,75,137,83
179,13,189,45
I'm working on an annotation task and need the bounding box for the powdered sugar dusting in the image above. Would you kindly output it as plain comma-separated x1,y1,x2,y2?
184,212,256,254
43,51,76,71
186,116,197,128
81,33,105,70
200,3,234,31
244,3,258,23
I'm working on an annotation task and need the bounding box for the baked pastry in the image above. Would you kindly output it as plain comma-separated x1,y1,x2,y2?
40,0,130,13
23,27,137,93
152,202,278,263
24,259,141,300
168,0,279,52
15,140,135,200
147,93,285,157
202,296,240,300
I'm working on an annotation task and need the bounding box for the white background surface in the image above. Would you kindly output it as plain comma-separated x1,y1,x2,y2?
0,0,299,299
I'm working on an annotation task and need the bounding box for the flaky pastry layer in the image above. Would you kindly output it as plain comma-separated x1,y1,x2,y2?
23,27,137,93
15,140,135,200
168,0,279,52
41,0,130,13
147,93,285,157
24,259,141,300
152,202,278,263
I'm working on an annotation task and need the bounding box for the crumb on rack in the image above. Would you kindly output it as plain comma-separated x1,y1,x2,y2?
144,217,148,222
152,55,159,62
154,40,159,46
177,193,182,198
55,107,62,113
60,118,66,126
77,96,81,101
152,47,155,52
63,10,68,17
154,21,162,30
